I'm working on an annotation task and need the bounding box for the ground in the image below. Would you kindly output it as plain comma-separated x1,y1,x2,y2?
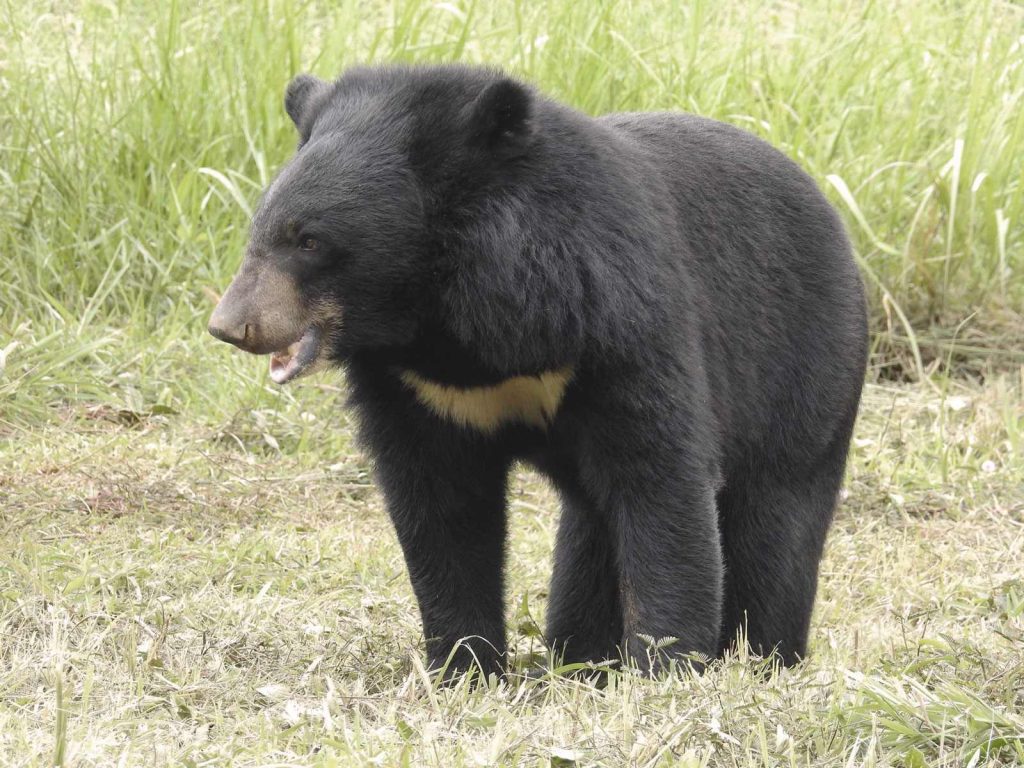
1,376,1021,767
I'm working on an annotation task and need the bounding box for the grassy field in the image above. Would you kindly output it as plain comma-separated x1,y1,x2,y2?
1,0,1023,766
2,378,1022,766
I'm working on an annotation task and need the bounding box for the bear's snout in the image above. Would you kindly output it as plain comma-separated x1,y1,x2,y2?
208,284,261,352
208,261,309,356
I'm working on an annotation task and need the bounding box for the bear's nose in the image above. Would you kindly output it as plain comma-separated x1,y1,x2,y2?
208,318,252,349
208,295,256,350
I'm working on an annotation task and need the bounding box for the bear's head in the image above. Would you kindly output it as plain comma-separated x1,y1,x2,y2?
208,66,536,383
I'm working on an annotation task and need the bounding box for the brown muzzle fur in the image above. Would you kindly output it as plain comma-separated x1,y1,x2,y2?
208,260,308,355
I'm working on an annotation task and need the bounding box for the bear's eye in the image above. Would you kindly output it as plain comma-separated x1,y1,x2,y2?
299,236,320,252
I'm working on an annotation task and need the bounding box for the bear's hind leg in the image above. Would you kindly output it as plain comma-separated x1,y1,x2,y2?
545,484,622,666
716,464,846,666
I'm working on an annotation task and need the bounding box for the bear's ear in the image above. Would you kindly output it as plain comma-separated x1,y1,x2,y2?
285,74,329,130
467,78,534,155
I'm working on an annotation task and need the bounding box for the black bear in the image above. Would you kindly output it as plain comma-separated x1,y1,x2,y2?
208,64,868,678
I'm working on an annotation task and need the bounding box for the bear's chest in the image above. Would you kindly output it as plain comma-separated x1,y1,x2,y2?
399,368,573,433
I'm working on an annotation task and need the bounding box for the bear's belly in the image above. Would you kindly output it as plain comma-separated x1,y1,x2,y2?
399,368,573,433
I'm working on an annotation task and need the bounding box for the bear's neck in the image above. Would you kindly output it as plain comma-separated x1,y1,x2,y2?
359,323,517,389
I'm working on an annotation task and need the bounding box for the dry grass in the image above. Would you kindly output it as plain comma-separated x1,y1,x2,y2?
1,375,1021,767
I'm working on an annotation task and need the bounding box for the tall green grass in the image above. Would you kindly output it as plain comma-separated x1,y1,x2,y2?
1,0,1022,426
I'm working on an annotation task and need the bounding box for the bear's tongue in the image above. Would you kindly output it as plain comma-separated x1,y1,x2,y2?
269,326,322,385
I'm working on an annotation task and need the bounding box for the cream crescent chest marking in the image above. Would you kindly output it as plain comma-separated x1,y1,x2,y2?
399,368,574,433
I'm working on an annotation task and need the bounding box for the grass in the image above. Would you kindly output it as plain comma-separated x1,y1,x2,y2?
1,0,1023,765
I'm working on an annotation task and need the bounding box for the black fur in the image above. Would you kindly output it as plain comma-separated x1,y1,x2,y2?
247,64,868,677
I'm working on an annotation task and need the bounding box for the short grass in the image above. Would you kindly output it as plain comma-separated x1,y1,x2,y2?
2,375,1022,766
2,1,1024,766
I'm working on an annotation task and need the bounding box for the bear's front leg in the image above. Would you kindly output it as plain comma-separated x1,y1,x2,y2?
546,481,623,666
371,430,511,680
578,386,724,675
610,474,723,673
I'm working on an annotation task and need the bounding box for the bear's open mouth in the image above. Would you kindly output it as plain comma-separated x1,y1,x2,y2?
269,325,323,385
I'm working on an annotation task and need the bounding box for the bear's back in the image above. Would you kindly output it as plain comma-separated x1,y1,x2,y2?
596,111,867,463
